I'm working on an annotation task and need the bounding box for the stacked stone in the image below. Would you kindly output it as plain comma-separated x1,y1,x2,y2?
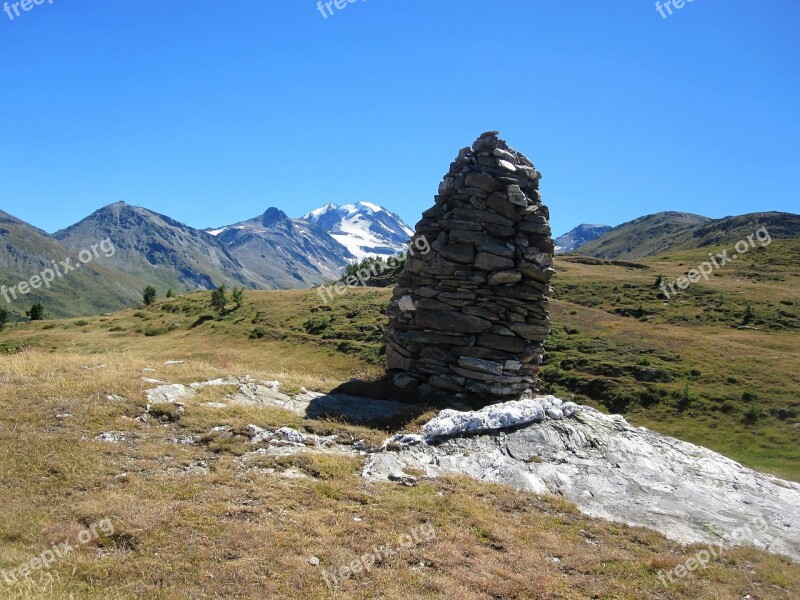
385,132,555,405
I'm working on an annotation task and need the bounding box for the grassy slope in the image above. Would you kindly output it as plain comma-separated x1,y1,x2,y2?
576,212,711,259
543,239,800,479
578,211,800,260
0,214,144,319
0,250,799,597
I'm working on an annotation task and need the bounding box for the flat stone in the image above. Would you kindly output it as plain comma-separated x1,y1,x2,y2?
497,159,517,172
520,264,555,283
462,305,501,320
464,173,502,193
146,384,195,404
509,323,550,341
488,270,522,285
475,241,514,258
428,375,466,392
457,357,504,376
483,223,516,238
474,252,515,271
451,208,515,227
476,333,528,353
414,311,493,334
485,193,522,221
393,373,420,390
448,229,500,246
507,185,528,206
450,366,525,383
398,295,416,312
440,219,483,232
492,148,516,162
438,243,476,264
396,330,469,345
518,221,552,236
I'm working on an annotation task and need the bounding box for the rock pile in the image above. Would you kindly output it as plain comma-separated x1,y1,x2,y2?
386,131,554,405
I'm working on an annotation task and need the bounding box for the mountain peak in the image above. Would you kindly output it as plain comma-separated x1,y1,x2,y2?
302,202,413,261
349,201,383,213
97,201,130,212
261,207,289,227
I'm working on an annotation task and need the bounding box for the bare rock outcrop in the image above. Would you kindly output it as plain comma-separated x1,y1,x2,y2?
365,403,800,563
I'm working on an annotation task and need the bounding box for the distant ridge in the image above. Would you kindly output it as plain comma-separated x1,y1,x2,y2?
578,211,800,259
4,202,797,318
555,224,612,254
577,212,710,259
54,202,254,292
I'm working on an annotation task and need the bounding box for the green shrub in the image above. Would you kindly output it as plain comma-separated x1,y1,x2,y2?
677,383,693,412
304,317,331,335
144,327,168,337
743,405,763,425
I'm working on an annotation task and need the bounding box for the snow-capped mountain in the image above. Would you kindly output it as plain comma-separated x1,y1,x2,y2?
204,202,415,287
554,224,612,254
302,202,414,262
205,208,355,289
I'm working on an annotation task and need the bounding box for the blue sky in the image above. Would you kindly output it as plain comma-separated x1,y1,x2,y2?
0,1,798,238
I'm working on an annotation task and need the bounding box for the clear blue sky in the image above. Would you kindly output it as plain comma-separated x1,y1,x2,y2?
1,1,798,238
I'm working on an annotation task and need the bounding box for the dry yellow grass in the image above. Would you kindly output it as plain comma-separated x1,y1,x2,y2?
0,348,798,599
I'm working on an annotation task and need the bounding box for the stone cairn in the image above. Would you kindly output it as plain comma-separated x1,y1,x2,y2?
385,132,555,406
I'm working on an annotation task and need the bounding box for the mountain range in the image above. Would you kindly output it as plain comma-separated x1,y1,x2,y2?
1,201,412,318
2,202,798,319
576,211,800,259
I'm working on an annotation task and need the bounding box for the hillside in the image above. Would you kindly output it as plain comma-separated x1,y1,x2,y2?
2,238,798,481
1,276,799,597
54,202,256,293
577,211,711,258
578,210,800,260
0,209,142,319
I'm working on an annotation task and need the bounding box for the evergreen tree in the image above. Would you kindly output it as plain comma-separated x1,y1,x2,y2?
742,303,755,325
142,285,157,306
26,302,45,321
231,287,244,309
166,289,174,298
211,284,228,315
0,306,9,331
